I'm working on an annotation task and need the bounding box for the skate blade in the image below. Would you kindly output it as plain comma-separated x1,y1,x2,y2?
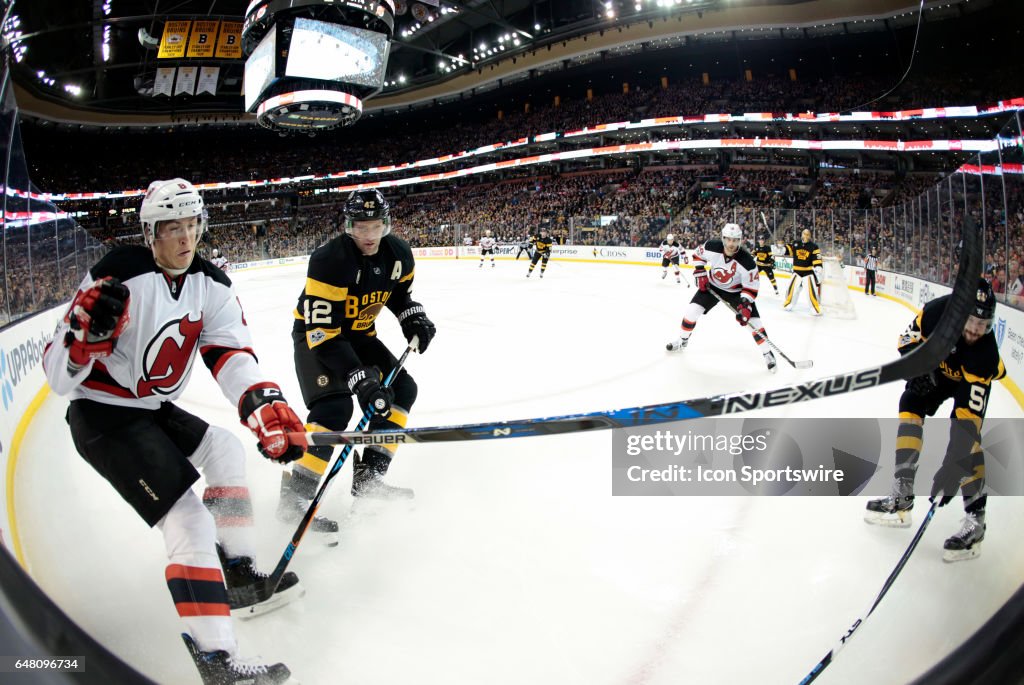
347,497,416,523
863,511,912,528
233,582,307,620
943,545,981,563
276,512,341,547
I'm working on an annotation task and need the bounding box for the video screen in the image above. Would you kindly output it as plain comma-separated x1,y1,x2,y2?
285,18,390,89
243,24,277,112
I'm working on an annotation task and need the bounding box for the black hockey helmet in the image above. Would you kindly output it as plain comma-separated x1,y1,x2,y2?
343,189,391,236
972,278,996,331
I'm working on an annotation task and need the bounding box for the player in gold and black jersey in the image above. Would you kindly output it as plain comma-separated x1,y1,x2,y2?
753,236,779,295
527,228,554,278
280,189,437,535
779,229,823,314
865,279,1005,562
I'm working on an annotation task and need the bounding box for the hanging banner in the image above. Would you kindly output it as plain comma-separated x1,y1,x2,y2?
158,21,191,59
197,66,220,95
153,67,176,96
175,66,198,95
187,20,220,58
215,21,242,58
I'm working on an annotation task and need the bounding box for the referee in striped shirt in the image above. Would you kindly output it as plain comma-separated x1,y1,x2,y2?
864,252,878,295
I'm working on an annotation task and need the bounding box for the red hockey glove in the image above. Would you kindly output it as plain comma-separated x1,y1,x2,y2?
694,268,709,292
239,383,306,462
735,301,753,327
64,277,131,367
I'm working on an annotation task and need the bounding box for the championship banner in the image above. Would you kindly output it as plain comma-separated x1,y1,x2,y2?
196,66,220,95
158,20,191,59
186,20,220,58
174,66,198,95
153,67,176,96
214,21,242,58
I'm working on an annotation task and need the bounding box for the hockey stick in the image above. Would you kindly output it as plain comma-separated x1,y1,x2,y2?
268,340,417,593
707,287,814,369
289,217,979,448
797,500,939,685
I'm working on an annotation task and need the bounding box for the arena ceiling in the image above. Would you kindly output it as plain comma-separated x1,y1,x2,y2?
0,0,998,125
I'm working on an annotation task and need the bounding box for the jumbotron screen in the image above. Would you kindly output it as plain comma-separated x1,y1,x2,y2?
284,17,389,89
243,25,277,112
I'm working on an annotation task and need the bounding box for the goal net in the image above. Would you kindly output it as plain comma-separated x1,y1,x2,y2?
819,256,857,319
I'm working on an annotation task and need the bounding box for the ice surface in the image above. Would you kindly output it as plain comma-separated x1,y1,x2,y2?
15,258,1023,685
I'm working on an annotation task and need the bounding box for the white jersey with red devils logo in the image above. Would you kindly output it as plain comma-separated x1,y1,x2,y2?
43,245,267,410
659,241,681,260
693,238,760,301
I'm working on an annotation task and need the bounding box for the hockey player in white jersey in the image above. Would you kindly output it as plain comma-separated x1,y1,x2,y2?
42,179,306,685
659,233,686,285
479,229,497,268
666,223,777,372
211,248,229,270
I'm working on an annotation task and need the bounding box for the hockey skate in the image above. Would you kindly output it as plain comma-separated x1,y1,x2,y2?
217,545,305,619
665,336,689,352
864,479,915,528
763,351,777,373
352,465,415,501
276,473,339,546
943,512,985,562
182,634,294,685
662,271,667,280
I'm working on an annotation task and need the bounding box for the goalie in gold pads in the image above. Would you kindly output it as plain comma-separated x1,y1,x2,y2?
283,189,437,540
779,228,823,314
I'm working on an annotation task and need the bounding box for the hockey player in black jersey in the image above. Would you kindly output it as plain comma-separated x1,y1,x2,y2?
666,223,777,372
43,179,306,685
779,229,823,314
865,279,1005,562
754,236,780,295
526,229,554,278
281,189,437,533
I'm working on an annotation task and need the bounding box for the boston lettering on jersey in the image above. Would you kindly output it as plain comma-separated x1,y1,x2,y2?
295,234,416,348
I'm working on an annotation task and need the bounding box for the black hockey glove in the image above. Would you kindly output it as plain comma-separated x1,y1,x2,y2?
64,277,131,368
397,302,437,353
347,365,393,418
907,371,937,397
929,458,971,507
735,301,753,327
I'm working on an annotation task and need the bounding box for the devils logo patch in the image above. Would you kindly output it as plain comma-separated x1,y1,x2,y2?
137,314,203,397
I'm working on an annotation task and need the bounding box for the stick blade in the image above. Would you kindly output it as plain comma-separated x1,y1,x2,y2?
795,360,814,369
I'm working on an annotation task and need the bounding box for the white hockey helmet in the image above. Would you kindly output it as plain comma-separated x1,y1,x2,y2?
212,248,220,258
140,178,207,245
721,223,743,241
666,233,675,242
484,229,493,237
